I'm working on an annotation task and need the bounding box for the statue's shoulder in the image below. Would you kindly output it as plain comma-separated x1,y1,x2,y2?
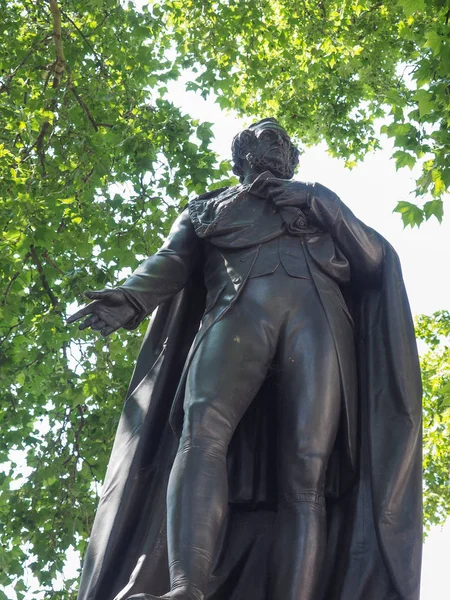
196,186,231,201
189,184,241,216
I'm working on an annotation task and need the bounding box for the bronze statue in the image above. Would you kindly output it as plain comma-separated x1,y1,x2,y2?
68,118,422,600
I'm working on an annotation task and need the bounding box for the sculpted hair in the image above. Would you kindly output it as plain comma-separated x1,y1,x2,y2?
231,118,300,181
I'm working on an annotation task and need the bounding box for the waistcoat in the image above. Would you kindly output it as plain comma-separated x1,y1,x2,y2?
249,234,310,279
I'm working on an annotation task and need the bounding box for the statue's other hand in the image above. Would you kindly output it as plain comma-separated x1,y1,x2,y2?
259,178,314,207
66,289,137,337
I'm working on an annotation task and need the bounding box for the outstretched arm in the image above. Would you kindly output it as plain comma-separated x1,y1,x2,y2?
67,209,201,335
118,208,201,328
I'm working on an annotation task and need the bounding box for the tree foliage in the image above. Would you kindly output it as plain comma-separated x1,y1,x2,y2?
416,311,450,531
157,0,450,226
0,1,448,599
0,1,230,598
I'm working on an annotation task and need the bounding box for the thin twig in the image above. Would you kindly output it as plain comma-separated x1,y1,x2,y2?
57,218,66,233
42,67,52,95
67,78,99,131
34,120,52,173
66,65,113,130
0,321,23,346
60,9,109,78
0,35,52,93
82,167,95,184
24,85,56,169
1,252,31,306
30,245,60,310
14,354,45,371
90,10,112,35
42,249,65,274
2,272,22,306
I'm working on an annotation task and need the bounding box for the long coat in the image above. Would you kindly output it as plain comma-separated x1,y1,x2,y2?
77,174,422,600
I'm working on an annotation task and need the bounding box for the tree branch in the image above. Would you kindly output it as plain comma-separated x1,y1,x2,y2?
0,46,35,94
33,120,53,173
74,404,99,482
30,245,60,310
0,320,25,346
66,65,113,130
22,2,112,169
49,0,66,89
0,35,52,94
67,77,99,131
15,353,46,371
50,3,113,131
60,9,109,78
24,69,54,167
57,218,66,234
2,272,22,306
42,249,65,274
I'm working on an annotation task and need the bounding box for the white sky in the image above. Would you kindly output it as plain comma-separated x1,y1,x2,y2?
167,78,450,599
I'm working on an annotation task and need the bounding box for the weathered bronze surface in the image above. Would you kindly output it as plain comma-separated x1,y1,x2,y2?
69,118,422,600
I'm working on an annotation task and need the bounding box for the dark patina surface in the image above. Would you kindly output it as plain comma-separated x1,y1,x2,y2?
69,118,422,600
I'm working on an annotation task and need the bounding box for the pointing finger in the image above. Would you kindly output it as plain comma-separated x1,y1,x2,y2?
67,303,97,324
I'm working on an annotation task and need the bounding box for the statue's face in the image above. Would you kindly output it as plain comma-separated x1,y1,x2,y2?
243,123,295,179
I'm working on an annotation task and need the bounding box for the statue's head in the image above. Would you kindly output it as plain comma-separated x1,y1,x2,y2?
231,118,300,182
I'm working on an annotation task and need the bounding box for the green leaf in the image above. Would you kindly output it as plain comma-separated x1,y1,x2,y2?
413,90,434,118
393,150,416,170
439,381,450,407
398,0,426,18
423,200,444,222
394,201,424,227
424,30,443,56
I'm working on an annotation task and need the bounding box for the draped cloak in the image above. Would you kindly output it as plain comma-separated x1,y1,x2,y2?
77,178,422,600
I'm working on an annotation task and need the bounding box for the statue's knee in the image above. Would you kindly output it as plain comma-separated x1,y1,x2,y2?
181,400,232,453
280,452,328,499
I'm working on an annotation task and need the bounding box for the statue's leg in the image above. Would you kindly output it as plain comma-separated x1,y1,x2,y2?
165,300,278,599
268,289,349,600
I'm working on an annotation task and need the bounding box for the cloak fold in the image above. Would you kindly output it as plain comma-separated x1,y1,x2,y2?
77,246,422,600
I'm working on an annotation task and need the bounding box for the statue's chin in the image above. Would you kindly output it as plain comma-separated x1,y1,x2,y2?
248,158,294,180
270,166,294,180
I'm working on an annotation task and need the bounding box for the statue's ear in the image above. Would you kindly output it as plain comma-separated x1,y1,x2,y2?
237,129,255,158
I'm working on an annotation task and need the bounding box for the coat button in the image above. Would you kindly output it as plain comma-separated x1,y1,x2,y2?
232,276,241,284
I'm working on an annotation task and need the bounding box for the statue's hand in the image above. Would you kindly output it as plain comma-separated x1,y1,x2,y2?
66,289,137,337
254,177,313,206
